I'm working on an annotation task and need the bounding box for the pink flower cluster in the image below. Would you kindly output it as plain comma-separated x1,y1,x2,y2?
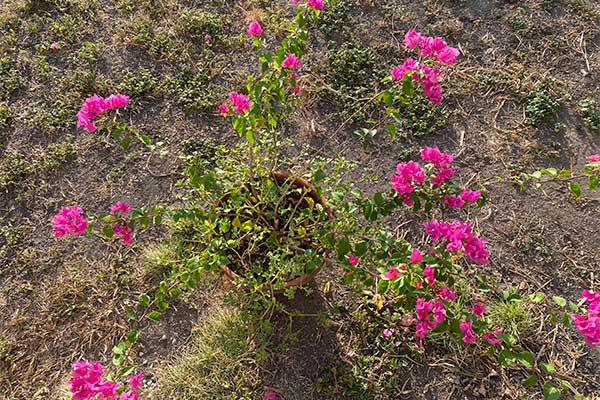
587,154,600,163
52,205,89,237
415,297,447,339
282,53,301,69
391,147,469,204
444,188,481,209
424,219,489,264
391,58,445,104
69,360,143,400
223,92,252,115
403,29,459,64
306,0,325,10
391,161,425,205
421,146,456,186
110,201,133,245
572,290,600,347
247,21,263,37
390,30,459,104
459,318,502,345
77,94,130,132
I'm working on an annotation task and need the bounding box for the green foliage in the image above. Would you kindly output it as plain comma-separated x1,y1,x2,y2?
178,8,229,41
153,308,259,399
42,141,77,171
320,40,382,124
0,149,29,192
524,89,560,126
488,293,536,339
0,55,20,100
578,98,600,131
386,93,449,138
170,64,215,113
119,67,162,99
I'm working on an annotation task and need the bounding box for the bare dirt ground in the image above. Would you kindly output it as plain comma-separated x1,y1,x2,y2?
1,0,599,398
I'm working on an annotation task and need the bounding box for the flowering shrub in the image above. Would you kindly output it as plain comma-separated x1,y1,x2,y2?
379,30,459,138
69,360,142,400
572,290,600,347
76,94,130,132
52,201,163,246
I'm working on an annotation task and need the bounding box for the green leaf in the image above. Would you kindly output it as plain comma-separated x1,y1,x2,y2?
139,294,150,307
522,374,539,387
558,169,572,177
588,175,599,192
336,236,351,260
141,134,152,146
517,351,535,368
540,362,555,375
529,292,546,303
102,224,114,239
127,329,140,343
313,169,327,183
551,296,567,307
569,181,581,199
542,382,561,400
542,167,558,176
121,135,132,151
498,349,515,366
386,123,397,139
140,216,151,229
246,130,256,144
112,342,126,355
147,311,162,321
401,74,414,97
377,279,390,293
531,170,543,179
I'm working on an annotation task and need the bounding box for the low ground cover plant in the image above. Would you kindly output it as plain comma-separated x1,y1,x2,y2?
41,1,600,399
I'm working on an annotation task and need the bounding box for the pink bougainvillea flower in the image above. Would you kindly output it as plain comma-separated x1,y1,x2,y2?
572,289,600,347
391,58,418,81
219,103,229,116
264,389,278,400
123,37,132,47
483,328,503,345
459,318,477,344
424,219,489,264
228,92,252,113
419,36,460,64
415,321,429,339
52,205,89,237
414,281,423,289
436,286,456,301
403,29,422,49
247,20,263,37
460,188,481,203
77,94,130,132
281,53,301,69
113,223,133,245
50,42,59,51
432,301,446,324
110,201,131,216
409,248,423,263
422,78,443,104
471,302,486,318
383,328,395,337
444,195,465,209
431,166,455,186
129,372,143,389
391,160,426,205
383,266,400,280
293,85,301,95
119,390,139,400
307,0,325,10
423,265,436,286
420,147,454,167
347,254,359,266
97,381,120,399
587,154,600,163
415,297,433,321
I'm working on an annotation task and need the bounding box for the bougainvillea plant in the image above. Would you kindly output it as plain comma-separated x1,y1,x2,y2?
379,30,459,138
69,360,142,400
